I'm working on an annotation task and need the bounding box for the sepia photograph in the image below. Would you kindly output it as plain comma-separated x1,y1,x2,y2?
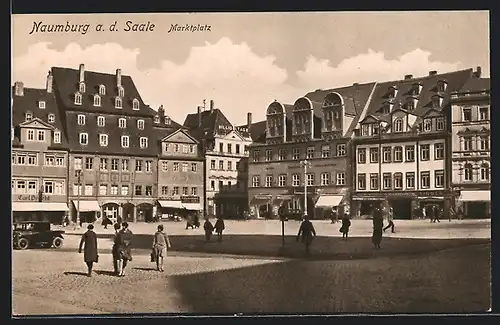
11,10,491,315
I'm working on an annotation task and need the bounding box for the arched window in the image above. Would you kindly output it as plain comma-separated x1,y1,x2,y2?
464,163,473,181
115,97,122,108
74,93,82,105
93,94,101,107
99,85,106,95
79,82,86,93
25,112,33,122
394,118,403,132
132,98,140,110
480,163,490,181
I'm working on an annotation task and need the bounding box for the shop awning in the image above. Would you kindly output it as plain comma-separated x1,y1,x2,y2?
315,195,343,208
459,190,491,202
13,202,69,212
250,194,272,205
158,200,183,209
273,194,294,206
73,200,100,212
420,197,444,201
182,203,201,211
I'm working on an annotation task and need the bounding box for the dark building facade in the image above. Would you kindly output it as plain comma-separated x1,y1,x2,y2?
247,83,376,219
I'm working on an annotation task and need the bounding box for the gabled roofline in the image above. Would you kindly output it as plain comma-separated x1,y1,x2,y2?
160,127,199,144
18,117,56,130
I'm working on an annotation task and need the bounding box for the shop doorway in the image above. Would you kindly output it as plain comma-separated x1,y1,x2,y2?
466,202,488,219
388,198,412,220
137,203,153,222
102,203,119,223
122,203,135,222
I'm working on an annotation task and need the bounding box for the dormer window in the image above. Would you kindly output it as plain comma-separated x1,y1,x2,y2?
77,114,86,126
99,85,106,95
53,131,61,144
118,86,124,97
388,86,398,99
379,104,390,114
48,114,55,123
406,100,415,111
423,119,432,132
432,96,443,109
118,118,127,128
139,137,148,148
74,92,82,105
132,98,140,110
361,124,369,136
165,117,171,125
115,97,122,109
154,115,160,124
93,94,101,107
38,101,46,109
25,112,33,122
97,116,105,127
79,82,86,93
437,81,447,93
137,119,145,130
411,83,423,96
393,118,403,133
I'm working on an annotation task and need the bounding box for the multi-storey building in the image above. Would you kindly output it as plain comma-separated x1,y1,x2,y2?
51,64,159,223
12,75,70,224
184,101,253,217
247,82,376,219
351,69,474,219
155,104,205,218
450,68,490,218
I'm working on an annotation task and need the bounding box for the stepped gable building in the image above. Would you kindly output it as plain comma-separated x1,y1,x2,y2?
154,105,205,219
12,73,70,224
247,82,377,219
450,69,490,218
51,64,159,223
351,68,474,219
184,100,254,218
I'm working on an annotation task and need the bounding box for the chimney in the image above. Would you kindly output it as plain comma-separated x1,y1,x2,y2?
404,74,413,80
353,82,359,86
209,100,214,112
116,68,122,87
428,70,437,76
46,70,53,93
79,64,85,82
14,81,24,96
197,106,202,127
247,112,252,132
474,66,482,78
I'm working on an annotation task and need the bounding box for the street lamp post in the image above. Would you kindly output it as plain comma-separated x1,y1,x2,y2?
300,160,312,217
75,169,82,229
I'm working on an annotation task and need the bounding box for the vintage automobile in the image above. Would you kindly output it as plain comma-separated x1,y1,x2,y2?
12,221,65,250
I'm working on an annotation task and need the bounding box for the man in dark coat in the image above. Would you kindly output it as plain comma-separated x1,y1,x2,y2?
117,222,133,277
214,216,225,242
296,215,316,254
372,204,384,248
79,224,98,277
340,215,351,240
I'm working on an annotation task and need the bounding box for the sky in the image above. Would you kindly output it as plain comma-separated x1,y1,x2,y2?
12,11,490,125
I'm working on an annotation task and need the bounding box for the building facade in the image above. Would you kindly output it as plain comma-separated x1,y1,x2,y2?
184,101,253,218
247,82,376,219
51,64,159,223
12,77,70,224
351,69,474,219
156,117,205,219
450,69,490,218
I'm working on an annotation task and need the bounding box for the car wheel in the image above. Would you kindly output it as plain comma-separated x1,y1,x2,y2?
17,238,29,250
52,237,64,249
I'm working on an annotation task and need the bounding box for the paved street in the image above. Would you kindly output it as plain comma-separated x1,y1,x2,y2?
12,219,491,315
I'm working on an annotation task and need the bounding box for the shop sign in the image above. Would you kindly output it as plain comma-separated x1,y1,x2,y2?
18,194,50,201
181,196,200,203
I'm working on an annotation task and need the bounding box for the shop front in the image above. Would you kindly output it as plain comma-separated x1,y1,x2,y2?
72,200,101,223
136,203,154,222
12,200,69,224
181,196,202,220
456,190,491,219
314,190,349,220
157,199,184,219
249,194,272,219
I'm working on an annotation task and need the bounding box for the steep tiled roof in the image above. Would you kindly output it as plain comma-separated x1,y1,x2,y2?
183,108,233,139
366,69,473,118
12,86,69,149
459,77,490,93
51,66,157,117
236,120,267,143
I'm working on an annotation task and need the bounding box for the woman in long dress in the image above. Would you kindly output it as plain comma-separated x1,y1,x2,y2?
78,224,98,277
112,223,122,275
117,222,133,277
372,205,384,248
152,224,171,272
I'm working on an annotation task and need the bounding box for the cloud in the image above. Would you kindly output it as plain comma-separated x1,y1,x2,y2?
12,41,464,125
296,48,462,90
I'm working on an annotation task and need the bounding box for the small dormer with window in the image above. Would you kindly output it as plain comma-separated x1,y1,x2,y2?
25,111,33,122
266,101,287,144
378,101,393,114
93,94,101,107
48,113,55,123
115,96,122,109
74,92,82,105
420,109,446,133
165,116,171,125
436,80,447,93
117,85,124,97
154,115,160,124
405,97,418,111
79,82,86,93
292,97,314,142
53,129,61,144
358,115,381,137
99,84,106,95
387,85,398,100
431,95,443,109
322,92,343,139
132,98,140,110
38,101,46,109
410,82,423,96
390,108,408,133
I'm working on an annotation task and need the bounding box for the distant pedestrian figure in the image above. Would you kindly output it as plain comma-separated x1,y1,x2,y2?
203,217,214,241
78,224,98,277
340,215,351,240
432,205,441,223
448,206,455,222
112,223,121,275
117,222,133,277
152,224,171,272
383,207,395,233
296,215,316,253
457,206,464,220
331,208,338,224
372,205,384,248
214,216,225,242
422,205,427,221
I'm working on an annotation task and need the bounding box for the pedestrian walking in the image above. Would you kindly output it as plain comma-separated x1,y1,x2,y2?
78,224,98,277
203,217,214,241
422,205,427,221
340,215,351,240
296,215,316,254
448,206,455,222
383,207,395,233
117,222,133,277
331,207,338,224
214,216,225,242
432,205,441,223
112,223,121,275
151,224,171,272
372,204,384,248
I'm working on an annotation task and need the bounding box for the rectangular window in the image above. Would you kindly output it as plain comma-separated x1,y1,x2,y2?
37,130,45,142
463,108,472,122
306,173,315,186
85,157,93,170
252,150,260,162
278,174,287,187
135,185,142,196
265,175,273,187
16,180,26,194
145,161,152,172
321,145,330,158
383,173,392,190
99,184,107,196
173,162,179,171
227,144,232,153
480,136,490,151
146,186,153,196
135,160,143,172
16,154,26,165
320,173,330,186
435,170,445,188
434,143,444,160
26,154,37,166
45,155,55,166
84,184,92,195
292,174,301,187
110,185,118,195
77,114,86,125
219,143,224,152
122,159,129,171
306,146,315,159
423,119,432,132
479,106,489,121
43,181,54,194
162,161,168,171
336,172,345,186
27,181,37,194
265,149,273,161
210,160,216,170
191,187,198,196
173,187,179,195
55,156,64,167
252,176,260,187
111,159,119,171
100,158,108,171
370,148,379,163
420,144,430,161
99,134,108,147
406,172,415,189
358,148,366,164
174,144,180,152
361,124,369,136
227,161,232,170
292,148,300,160
182,162,188,172
121,136,129,148
393,147,403,162
405,145,415,162
436,117,445,131
27,129,34,141
370,173,379,190
394,173,403,190
382,147,392,163
463,137,473,152
79,133,88,145
54,181,64,195
53,131,61,144
218,181,224,191
161,186,169,196
140,137,148,149
121,185,129,196
420,171,430,189
235,144,240,154
336,144,346,157
191,163,197,172
278,149,286,161
357,173,366,190
74,157,82,170
218,160,224,170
